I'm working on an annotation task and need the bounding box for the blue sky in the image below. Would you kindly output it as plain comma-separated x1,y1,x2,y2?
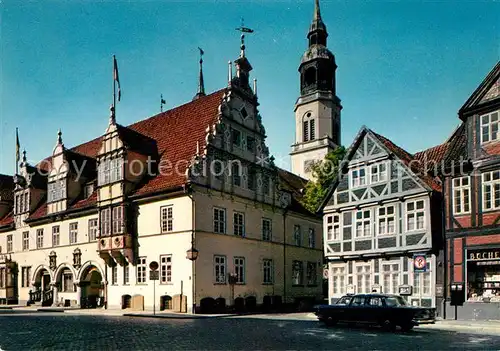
0,0,499,174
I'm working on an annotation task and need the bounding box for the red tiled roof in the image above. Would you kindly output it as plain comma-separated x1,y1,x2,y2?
370,130,442,192
26,90,226,221
414,143,449,164
0,211,13,227
0,174,14,202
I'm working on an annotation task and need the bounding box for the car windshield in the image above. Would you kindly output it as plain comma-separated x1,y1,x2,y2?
385,296,407,307
336,296,352,305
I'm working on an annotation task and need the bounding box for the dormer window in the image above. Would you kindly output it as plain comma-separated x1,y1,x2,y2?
98,157,123,186
84,183,94,199
47,180,66,203
100,206,124,237
14,192,30,214
481,110,499,144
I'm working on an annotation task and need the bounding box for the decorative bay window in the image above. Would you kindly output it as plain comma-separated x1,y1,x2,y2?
99,206,124,237
406,200,425,231
482,170,500,211
14,192,30,214
98,157,123,186
355,210,371,238
453,176,471,214
480,110,499,144
378,205,396,235
47,180,66,203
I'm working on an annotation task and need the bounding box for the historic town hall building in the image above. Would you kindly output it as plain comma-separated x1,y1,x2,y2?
0,2,336,311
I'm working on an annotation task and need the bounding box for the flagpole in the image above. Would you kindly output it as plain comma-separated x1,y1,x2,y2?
113,55,117,112
15,128,19,175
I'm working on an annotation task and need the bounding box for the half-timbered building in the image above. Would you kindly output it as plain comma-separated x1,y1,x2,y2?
444,61,500,318
320,126,445,309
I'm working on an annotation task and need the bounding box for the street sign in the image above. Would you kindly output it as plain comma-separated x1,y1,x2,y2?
150,270,159,280
149,261,159,271
413,254,427,273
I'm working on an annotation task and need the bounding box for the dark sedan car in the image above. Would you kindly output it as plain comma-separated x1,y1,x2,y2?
315,293,436,332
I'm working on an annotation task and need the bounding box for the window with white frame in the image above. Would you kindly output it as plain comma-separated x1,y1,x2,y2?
382,262,400,294
161,206,173,233
351,168,366,188
100,208,111,236
123,264,129,285
370,163,387,183
406,200,425,231
293,225,302,246
326,214,341,241
112,206,124,234
355,210,371,238
214,255,227,284
7,235,12,253
21,266,31,288
453,176,471,214
88,219,98,241
306,261,317,285
69,222,78,244
62,269,75,292
262,218,272,241
22,231,29,251
233,257,245,284
413,259,431,296
483,170,500,210
136,257,147,284
52,226,60,247
160,255,172,284
47,180,66,203
111,266,118,285
378,205,396,235
232,163,241,187
36,229,44,249
263,259,273,284
213,208,226,234
481,110,500,144
308,228,315,248
98,157,123,186
233,212,245,237
83,183,94,199
332,266,345,295
356,264,371,294
292,261,304,285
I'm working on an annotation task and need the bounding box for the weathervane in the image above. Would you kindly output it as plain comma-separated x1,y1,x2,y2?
235,17,254,57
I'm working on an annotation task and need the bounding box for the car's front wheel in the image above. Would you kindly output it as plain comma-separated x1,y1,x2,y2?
324,317,338,327
380,319,396,332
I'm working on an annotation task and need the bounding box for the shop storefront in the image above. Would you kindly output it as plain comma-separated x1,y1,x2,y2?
466,248,500,303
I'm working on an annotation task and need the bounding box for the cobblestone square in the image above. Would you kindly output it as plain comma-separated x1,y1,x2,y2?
1,311,500,350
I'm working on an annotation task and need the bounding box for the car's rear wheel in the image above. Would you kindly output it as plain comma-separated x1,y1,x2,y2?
380,319,396,332
400,323,414,332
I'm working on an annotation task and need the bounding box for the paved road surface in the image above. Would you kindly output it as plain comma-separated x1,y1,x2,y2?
1,311,499,350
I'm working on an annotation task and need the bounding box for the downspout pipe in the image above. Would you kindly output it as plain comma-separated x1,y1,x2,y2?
283,208,288,307
185,184,196,314
439,174,447,319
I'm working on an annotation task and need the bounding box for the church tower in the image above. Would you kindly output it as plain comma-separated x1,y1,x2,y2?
290,0,342,179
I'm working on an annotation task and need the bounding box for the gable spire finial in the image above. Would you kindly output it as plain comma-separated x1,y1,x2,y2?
235,17,254,58
314,0,322,20
22,149,27,164
57,128,63,145
193,47,206,100
109,104,116,125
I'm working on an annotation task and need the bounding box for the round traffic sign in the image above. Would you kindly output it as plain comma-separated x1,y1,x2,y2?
149,261,159,271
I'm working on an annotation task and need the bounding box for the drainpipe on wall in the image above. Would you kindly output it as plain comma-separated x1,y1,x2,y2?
283,208,288,306
439,174,447,319
186,184,196,314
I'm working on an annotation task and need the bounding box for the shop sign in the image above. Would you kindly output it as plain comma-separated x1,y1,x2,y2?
413,254,427,273
468,249,500,261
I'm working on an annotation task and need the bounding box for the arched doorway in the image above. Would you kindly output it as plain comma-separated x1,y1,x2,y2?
79,265,104,308
33,267,51,293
